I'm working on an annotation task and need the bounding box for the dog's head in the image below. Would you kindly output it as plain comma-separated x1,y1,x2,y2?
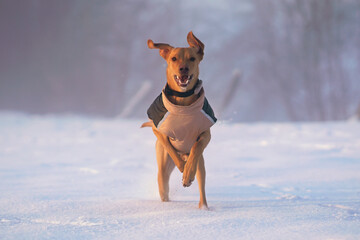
148,31,204,92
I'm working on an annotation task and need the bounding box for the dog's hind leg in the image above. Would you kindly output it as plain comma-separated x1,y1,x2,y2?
196,154,208,209
156,140,175,202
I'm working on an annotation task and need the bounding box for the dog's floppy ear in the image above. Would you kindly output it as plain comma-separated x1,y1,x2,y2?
148,39,173,60
187,31,204,60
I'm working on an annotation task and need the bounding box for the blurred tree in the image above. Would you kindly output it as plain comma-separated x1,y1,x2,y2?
236,0,360,121
0,0,359,121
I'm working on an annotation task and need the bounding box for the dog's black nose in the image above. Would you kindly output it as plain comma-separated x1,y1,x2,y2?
179,66,189,74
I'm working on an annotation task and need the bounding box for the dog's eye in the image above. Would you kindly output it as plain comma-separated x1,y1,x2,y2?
171,57,177,61
190,57,196,61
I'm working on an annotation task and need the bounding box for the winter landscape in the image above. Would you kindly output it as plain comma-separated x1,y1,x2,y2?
1,112,359,239
1,1,360,239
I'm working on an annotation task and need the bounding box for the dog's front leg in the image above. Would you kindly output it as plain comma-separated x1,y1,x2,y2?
182,129,211,187
152,127,186,172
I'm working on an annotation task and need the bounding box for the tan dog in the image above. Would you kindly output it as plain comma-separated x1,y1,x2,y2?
142,32,216,209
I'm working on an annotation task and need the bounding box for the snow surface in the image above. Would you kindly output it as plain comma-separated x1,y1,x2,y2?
0,112,359,240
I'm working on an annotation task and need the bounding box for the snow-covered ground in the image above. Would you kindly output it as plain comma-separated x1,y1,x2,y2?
0,112,359,239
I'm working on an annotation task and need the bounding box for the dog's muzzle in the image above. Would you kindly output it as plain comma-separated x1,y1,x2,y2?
174,74,193,89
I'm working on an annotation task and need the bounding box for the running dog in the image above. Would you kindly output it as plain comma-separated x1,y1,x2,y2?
142,31,217,209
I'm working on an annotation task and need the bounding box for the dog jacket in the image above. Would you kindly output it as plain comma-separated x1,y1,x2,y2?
147,81,217,154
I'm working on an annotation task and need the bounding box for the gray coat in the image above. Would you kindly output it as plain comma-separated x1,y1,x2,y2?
147,85,217,153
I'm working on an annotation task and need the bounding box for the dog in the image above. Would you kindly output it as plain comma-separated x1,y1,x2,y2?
141,31,217,209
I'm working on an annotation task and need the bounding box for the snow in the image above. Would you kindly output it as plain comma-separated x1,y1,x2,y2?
0,112,359,239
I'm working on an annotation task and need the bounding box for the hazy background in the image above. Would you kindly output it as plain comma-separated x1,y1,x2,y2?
1,0,359,122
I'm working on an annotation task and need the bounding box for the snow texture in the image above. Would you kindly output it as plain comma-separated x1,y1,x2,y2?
0,112,360,239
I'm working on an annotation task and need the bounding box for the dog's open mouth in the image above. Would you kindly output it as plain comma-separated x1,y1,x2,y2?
174,74,193,88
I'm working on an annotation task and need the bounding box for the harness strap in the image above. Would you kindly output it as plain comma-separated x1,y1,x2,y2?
164,80,201,97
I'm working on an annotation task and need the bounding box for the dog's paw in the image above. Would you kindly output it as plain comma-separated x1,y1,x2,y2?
161,196,170,202
182,174,193,187
178,160,186,173
182,161,196,187
177,154,188,173
199,202,209,210
182,179,193,187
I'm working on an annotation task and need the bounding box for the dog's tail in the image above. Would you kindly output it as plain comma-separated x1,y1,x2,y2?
140,121,153,128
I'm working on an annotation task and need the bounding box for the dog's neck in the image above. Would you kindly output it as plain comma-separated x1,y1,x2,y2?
165,79,203,106
165,80,201,97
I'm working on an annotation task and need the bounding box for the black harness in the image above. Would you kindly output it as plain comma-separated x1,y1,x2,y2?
164,80,200,98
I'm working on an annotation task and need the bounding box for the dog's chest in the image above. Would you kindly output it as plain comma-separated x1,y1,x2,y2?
147,87,217,153
158,110,211,153
157,92,214,153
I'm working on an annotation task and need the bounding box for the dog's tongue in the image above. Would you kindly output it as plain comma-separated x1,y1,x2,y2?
180,75,188,83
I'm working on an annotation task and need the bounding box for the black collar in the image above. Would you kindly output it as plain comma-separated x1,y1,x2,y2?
164,80,200,97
